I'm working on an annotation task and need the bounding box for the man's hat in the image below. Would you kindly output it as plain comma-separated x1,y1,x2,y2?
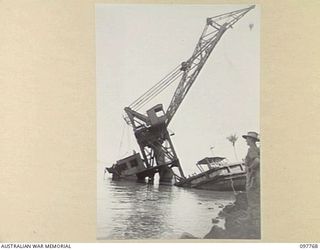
242,131,260,142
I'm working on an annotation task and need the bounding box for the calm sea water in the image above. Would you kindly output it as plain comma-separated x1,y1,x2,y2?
97,173,235,240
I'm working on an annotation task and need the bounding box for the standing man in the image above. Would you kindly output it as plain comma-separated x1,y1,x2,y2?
243,131,260,191
242,131,260,237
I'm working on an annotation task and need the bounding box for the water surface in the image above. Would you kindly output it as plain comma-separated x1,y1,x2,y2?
97,173,236,240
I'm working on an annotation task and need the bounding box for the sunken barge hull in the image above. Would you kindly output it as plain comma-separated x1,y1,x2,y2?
175,163,246,191
106,152,175,182
106,153,148,181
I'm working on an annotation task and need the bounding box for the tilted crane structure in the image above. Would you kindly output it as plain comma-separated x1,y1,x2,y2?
122,5,255,182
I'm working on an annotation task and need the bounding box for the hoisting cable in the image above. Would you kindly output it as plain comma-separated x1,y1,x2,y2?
131,70,181,110
129,65,181,108
118,124,133,159
133,69,184,111
117,120,126,158
129,64,180,107
128,14,233,112
129,26,219,110
129,30,219,111
130,68,182,111
128,5,255,114
126,121,131,152
131,51,208,112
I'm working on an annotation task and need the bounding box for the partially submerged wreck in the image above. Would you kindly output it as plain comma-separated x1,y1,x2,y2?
106,154,246,191
175,157,246,191
106,152,175,182
106,153,146,180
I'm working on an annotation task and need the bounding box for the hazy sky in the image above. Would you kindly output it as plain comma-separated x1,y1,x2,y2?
96,4,260,175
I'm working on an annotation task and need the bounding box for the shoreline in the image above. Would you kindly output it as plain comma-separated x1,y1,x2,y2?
205,192,260,239
180,192,261,239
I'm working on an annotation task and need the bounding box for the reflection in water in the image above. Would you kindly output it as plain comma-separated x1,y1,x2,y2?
97,176,235,240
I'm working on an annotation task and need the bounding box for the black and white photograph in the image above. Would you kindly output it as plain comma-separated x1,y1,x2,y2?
96,4,260,240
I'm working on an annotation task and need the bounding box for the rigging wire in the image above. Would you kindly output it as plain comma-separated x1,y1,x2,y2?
133,70,183,111
126,121,131,152
129,29,220,112
130,68,182,110
117,119,126,158
129,65,181,108
127,6,254,114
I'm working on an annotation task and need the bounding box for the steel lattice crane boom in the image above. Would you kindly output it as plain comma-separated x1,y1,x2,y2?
124,6,255,182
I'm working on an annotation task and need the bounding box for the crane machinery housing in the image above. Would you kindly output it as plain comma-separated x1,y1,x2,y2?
106,5,255,183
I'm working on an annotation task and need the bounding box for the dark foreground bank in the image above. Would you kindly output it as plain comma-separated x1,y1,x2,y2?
180,192,260,239
204,192,260,239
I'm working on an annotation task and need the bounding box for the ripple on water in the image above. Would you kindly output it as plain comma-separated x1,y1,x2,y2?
97,177,235,240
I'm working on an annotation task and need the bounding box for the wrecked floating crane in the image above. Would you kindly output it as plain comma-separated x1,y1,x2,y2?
106,5,254,189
